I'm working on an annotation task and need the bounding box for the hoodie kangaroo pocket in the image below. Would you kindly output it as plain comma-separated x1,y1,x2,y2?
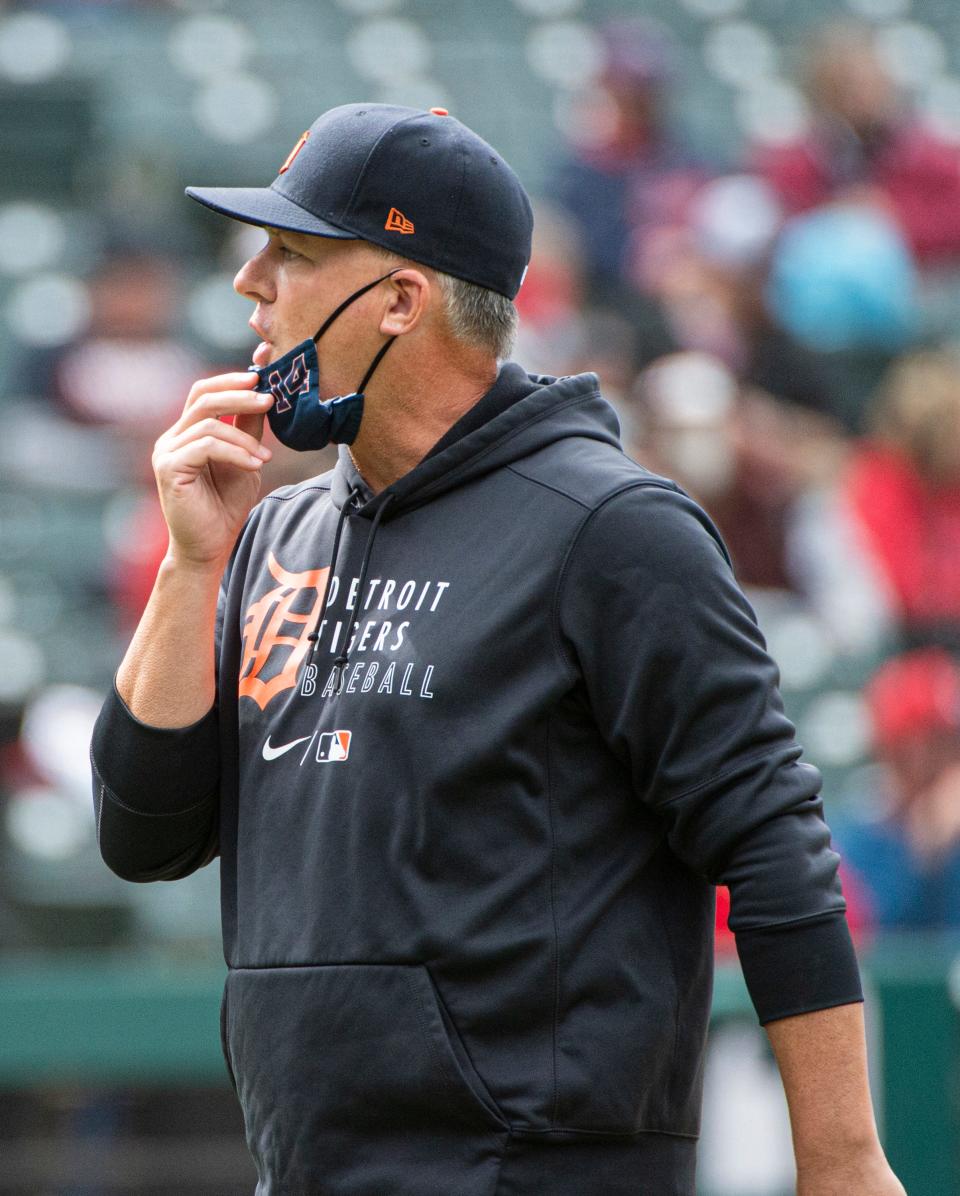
225,963,509,1193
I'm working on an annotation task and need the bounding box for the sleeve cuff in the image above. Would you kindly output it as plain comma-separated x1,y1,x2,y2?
91,678,220,815
735,910,864,1025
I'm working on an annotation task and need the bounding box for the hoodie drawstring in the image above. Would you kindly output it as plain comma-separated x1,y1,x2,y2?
331,493,394,688
307,483,362,653
305,487,395,692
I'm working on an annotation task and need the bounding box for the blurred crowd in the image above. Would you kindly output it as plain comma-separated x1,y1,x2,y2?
533,17,960,939
4,14,960,950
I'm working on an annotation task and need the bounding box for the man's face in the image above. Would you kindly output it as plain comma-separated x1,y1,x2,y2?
234,228,388,394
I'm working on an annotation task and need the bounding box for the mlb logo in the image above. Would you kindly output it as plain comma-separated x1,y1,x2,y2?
316,730,352,762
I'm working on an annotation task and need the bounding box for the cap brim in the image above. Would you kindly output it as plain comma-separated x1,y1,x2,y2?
185,185,356,239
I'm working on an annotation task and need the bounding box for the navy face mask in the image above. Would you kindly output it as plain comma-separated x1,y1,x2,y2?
252,269,400,452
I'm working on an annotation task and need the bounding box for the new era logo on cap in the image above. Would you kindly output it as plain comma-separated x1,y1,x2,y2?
385,207,415,234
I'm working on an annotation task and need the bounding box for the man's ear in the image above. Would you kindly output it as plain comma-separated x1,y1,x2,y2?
379,269,430,338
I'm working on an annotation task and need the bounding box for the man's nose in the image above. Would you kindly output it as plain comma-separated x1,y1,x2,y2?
234,247,276,304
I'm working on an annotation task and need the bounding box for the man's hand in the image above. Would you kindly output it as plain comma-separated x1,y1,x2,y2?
765,1003,905,1196
152,371,274,569
115,371,275,726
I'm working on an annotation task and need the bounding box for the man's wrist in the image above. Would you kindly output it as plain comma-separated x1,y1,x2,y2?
794,1130,884,1173
795,1139,905,1196
161,548,229,579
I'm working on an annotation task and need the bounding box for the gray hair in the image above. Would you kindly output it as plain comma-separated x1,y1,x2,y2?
368,245,518,360
432,270,518,360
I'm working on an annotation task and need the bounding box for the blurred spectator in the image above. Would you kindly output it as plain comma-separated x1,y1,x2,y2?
31,247,208,439
653,174,840,416
647,173,917,435
632,351,853,596
785,471,897,661
514,200,665,428
551,17,710,305
632,172,905,441
634,352,737,496
754,23,960,267
837,351,960,647
766,204,917,357
513,201,588,377
831,648,960,928
764,201,919,433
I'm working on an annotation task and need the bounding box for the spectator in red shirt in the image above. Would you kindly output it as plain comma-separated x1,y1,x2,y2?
754,23,960,267
841,351,960,645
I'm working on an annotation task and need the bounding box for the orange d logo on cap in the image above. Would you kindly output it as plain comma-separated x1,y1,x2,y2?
279,131,310,174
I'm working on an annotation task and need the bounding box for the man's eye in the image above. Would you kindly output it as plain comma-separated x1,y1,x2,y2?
281,246,300,260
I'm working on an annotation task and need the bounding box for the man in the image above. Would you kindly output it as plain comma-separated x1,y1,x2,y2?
90,103,903,1194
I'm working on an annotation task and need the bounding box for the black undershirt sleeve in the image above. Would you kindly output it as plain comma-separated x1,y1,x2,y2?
91,680,221,882
735,912,863,1025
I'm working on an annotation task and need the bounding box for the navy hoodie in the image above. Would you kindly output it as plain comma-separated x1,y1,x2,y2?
91,364,862,1195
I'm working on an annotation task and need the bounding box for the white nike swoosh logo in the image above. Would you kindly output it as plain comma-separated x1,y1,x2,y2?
262,734,312,762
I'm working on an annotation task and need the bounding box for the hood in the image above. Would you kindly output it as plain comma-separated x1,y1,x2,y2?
330,365,621,518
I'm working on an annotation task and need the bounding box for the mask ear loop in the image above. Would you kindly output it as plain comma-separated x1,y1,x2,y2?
350,335,396,395
311,268,402,344
321,268,403,404
312,267,402,404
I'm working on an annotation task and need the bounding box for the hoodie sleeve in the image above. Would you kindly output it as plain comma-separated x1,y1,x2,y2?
557,481,863,1025
89,569,228,883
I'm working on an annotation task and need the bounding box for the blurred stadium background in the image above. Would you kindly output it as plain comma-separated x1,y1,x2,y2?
2,0,960,1190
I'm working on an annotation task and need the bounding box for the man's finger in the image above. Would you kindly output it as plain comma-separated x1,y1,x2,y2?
183,371,259,412
164,417,271,460
163,435,267,479
174,388,272,433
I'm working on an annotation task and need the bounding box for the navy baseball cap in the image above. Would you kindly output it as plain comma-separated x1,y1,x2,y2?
186,103,533,300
